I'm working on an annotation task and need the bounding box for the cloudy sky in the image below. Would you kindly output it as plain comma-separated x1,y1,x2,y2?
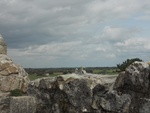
0,0,150,68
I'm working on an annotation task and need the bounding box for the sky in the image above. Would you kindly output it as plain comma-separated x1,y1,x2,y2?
0,0,150,68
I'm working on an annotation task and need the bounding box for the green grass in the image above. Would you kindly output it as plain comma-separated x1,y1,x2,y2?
28,74,60,81
10,89,23,96
28,69,118,81
92,69,118,75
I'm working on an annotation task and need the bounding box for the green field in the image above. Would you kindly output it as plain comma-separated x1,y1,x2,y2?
92,69,118,75
28,67,119,81
28,74,60,81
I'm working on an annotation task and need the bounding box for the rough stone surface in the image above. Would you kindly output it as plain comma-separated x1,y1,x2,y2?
114,61,150,95
0,55,30,92
10,96,36,113
27,61,150,113
75,67,86,75
114,61,150,113
0,35,7,55
28,74,105,113
28,74,128,113
138,98,150,113
0,35,30,93
0,34,30,113
92,89,131,113
0,92,10,113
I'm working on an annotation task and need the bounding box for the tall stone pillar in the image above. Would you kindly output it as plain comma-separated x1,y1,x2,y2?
0,34,7,55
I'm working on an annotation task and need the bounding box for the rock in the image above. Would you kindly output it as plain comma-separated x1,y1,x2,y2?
0,34,30,113
0,35,7,55
113,61,150,112
75,67,86,75
124,97,150,113
92,85,131,113
0,35,30,93
27,73,133,113
114,61,150,95
27,61,150,113
0,92,10,113
0,54,30,92
138,98,150,113
28,74,105,113
10,96,36,113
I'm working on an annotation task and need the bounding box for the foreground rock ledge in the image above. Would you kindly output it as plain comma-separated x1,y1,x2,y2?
28,74,104,113
28,74,130,113
27,61,150,113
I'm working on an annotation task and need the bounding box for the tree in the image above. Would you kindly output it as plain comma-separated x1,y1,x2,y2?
117,58,143,72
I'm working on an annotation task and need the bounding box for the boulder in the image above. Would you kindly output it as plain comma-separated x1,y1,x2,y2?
0,54,29,92
113,61,150,112
92,84,131,113
28,74,105,113
0,35,30,93
26,61,150,113
114,61,150,95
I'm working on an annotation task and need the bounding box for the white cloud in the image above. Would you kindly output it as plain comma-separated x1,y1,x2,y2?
114,37,150,62
106,54,116,58
116,38,148,47
101,26,129,40
85,0,149,22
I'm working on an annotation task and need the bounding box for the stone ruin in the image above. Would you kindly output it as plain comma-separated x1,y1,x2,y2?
0,34,7,55
0,35,31,113
0,35,30,93
0,34,150,113
75,67,86,75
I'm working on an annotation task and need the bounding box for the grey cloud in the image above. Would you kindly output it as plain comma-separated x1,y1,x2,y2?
0,0,91,48
1,0,150,67
0,0,147,47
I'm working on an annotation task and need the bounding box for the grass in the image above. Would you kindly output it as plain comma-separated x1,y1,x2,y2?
28,69,119,81
92,69,118,75
10,89,23,96
28,74,60,81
